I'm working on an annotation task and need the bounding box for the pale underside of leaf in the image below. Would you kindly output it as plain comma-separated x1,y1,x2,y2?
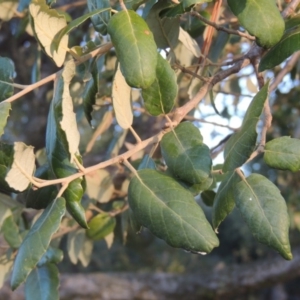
0,1,18,21
112,64,133,129
178,27,200,57
59,60,80,159
29,2,68,67
5,142,35,192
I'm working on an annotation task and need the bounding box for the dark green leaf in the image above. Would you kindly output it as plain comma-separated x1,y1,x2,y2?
1,215,22,249
86,213,116,240
37,247,63,267
146,0,180,49
25,264,59,300
227,0,284,48
285,15,300,31
264,136,300,172
87,0,111,35
26,165,58,209
46,62,87,228
212,171,240,231
0,142,17,194
0,102,11,137
234,174,292,260
161,122,212,185
259,26,300,71
11,197,66,290
142,53,177,116
0,57,15,102
107,10,157,88
201,190,216,207
128,169,219,253
82,55,105,126
52,8,111,51
223,82,269,172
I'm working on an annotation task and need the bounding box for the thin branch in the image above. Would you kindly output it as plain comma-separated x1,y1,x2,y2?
55,0,87,11
281,0,300,18
184,115,238,131
270,51,300,91
3,43,112,104
190,11,255,41
174,63,209,82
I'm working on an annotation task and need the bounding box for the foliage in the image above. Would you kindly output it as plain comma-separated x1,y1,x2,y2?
0,0,300,298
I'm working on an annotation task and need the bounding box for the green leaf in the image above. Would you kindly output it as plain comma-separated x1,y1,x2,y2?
128,169,219,253
25,264,59,300
285,15,300,31
82,65,99,126
0,254,13,289
87,0,111,35
223,82,269,172
0,142,15,193
37,247,63,266
161,122,212,185
29,1,69,67
112,63,133,129
0,57,15,101
11,197,66,290
26,165,58,209
52,7,111,52
264,136,300,172
86,213,116,241
46,61,87,228
259,26,300,71
212,171,240,231
107,10,158,88
145,0,180,49
0,102,11,137
234,174,292,260
1,215,22,249
5,142,35,192
227,0,284,48
201,190,215,207
142,53,177,116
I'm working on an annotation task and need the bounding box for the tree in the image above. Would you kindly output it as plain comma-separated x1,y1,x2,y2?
0,0,300,298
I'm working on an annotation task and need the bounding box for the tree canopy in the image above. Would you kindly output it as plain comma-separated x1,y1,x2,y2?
0,0,300,298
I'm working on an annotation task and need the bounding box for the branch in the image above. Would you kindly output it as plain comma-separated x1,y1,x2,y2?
3,43,112,104
5,247,300,299
190,11,255,41
281,0,300,18
270,51,300,91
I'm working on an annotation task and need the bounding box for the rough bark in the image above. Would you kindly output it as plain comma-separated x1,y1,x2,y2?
1,247,300,300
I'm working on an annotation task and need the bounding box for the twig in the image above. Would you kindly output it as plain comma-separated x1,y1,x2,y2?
55,0,87,11
270,51,300,91
174,63,209,82
190,11,255,41
184,115,238,131
281,0,300,18
3,43,113,104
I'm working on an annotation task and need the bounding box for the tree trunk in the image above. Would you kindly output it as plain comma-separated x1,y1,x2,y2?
2,247,300,300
